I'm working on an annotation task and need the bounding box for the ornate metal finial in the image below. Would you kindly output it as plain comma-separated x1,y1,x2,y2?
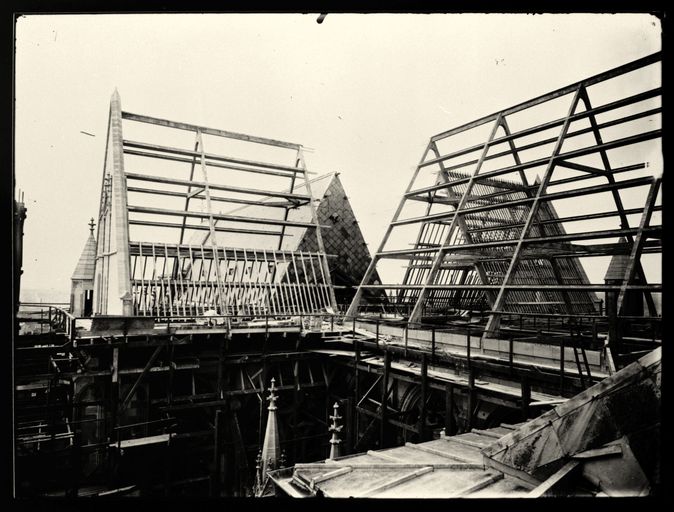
255,450,262,471
88,217,96,234
267,377,278,411
328,402,343,460
253,450,263,496
279,449,287,469
330,402,342,424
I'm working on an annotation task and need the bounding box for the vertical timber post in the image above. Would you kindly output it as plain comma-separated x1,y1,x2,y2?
466,328,471,370
109,346,120,485
259,360,267,447
217,335,225,399
110,346,119,433
167,338,174,405
431,326,436,364
467,368,475,431
344,397,354,455
164,432,172,496
418,353,428,441
375,319,380,349
559,336,564,396
508,336,514,373
196,131,228,324
445,383,455,436
212,409,223,497
293,359,300,464
380,350,390,448
69,430,81,497
521,375,531,421
354,339,360,444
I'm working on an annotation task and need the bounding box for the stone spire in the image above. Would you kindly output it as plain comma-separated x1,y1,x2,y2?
71,218,97,281
328,401,343,460
253,450,263,495
260,378,281,476
604,237,630,282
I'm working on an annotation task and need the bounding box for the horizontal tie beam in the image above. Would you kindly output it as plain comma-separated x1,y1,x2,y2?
122,111,302,150
125,172,311,202
127,205,328,229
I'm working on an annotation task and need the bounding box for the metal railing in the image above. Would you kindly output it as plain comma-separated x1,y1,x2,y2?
17,301,658,389
17,303,76,339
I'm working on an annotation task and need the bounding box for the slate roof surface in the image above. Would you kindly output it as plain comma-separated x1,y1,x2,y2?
72,233,97,280
271,349,660,498
271,422,530,498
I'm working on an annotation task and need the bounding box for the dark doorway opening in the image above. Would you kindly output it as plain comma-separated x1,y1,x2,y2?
84,289,93,317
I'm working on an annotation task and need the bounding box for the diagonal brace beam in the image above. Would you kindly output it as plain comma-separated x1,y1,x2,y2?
616,177,661,314
408,114,505,323
483,86,584,337
577,87,658,316
345,143,435,318
120,339,169,410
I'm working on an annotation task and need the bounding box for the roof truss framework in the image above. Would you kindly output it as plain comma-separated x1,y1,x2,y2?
346,52,662,338
93,91,337,318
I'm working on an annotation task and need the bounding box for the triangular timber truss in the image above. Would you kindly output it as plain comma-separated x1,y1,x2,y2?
346,52,662,353
93,90,337,318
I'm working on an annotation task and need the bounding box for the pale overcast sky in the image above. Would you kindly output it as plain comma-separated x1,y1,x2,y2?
14,13,661,297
